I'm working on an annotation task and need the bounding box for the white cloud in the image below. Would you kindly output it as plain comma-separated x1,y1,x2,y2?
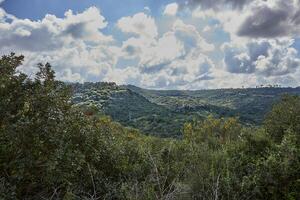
0,7,117,82
192,7,250,44
61,8,111,42
202,25,211,32
0,7,112,52
172,20,214,52
223,39,300,77
118,18,216,88
163,3,178,16
1,4,299,89
117,12,158,39
144,6,151,12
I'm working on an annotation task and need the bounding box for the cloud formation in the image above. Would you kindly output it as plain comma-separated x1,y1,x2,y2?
223,39,300,76
184,0,300,39
0,2,299,89
0,7,111,52
0,7,117,82
117,17,216,88
117,13,158,39
237,0,300,38
164,3,178,16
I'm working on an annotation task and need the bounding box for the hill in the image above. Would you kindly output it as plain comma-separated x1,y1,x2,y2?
71,82,200,137
126,85,300,123
72,83,300,136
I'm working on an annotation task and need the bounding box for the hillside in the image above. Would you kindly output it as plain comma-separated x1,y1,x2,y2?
127,85,300,124
72,83,300,136
71,82,200,137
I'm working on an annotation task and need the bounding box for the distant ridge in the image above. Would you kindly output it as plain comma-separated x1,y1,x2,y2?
72,82,300,137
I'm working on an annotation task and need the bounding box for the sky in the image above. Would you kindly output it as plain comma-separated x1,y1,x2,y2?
0,0,300,89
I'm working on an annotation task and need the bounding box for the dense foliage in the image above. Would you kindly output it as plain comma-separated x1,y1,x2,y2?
128,85,300,125
72,82,300,137
72,82,202,137
0,54,299,199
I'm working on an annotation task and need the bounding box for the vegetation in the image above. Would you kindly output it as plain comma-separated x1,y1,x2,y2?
71,82,202,137
72,81,300,137
1,53,299,199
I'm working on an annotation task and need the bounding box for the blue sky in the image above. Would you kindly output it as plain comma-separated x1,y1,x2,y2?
0,0,300,89
1,0,174,22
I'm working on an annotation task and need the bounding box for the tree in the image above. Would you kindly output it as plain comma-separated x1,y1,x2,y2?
264,95,300,143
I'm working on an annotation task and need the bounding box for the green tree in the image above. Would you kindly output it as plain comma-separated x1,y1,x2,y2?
264,95,300,143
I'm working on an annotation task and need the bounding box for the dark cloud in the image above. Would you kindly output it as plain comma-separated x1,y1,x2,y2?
180,0,300,38
246,1,298,39
247,41,270,62
0,26,64,52
292,9,300,24
224,46,256,74
223,41,270,74
237,8,289,38
122,44,140,57
224,40,300,76
140,61,171,74
237,0,300,38
170,66,188,76
63,22,88,38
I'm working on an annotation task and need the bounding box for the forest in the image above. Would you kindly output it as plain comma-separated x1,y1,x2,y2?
72,81,300,137
1,53,300,199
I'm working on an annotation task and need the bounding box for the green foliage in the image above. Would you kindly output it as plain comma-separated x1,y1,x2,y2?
72,82,201,137
128,85,300,126
264,95,300,143
0,53,299,199
73,83,300,137
182,114,300,199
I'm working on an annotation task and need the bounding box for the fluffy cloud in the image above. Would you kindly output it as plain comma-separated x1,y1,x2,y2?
117,13,158,39
192,6,250,44
0,7,117,82
237,0,300,38
117,17,215,88
1,3,299,89
223,39,300,77
163,3,178,16
0,7,112,52
191,0,300,39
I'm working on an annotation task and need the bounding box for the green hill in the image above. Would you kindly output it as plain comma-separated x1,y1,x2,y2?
72,83,300,137
71,82,201,137
126,85,300,124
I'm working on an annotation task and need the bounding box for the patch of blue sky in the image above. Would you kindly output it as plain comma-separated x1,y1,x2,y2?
1,0,94,20
292,38,300,57
205,27,230,45
1,0,175,22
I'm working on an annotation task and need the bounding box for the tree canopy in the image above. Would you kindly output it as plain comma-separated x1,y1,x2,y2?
0,53,299,199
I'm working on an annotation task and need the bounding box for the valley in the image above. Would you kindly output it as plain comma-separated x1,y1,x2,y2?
72,82,300,137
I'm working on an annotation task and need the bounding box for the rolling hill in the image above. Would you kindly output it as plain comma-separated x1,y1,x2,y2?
72,82,300,137
71,82,200,137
